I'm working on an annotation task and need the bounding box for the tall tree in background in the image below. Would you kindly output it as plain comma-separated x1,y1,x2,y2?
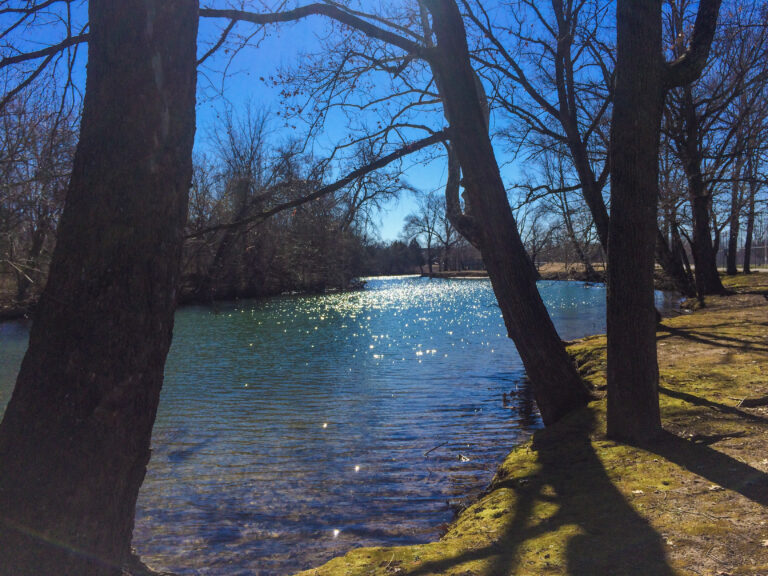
663,0,767,293
0,1,198,575
607,0,720,442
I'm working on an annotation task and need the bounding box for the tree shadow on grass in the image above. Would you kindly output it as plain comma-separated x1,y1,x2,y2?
406,409,676,576
659,386,768,424
657,324,768,353
648,431,768,508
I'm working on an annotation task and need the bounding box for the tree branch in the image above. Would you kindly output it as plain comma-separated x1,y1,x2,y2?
199,5,430,61
187,129,449,238
443,142,481,247
0,33,89,70
664,0,723,88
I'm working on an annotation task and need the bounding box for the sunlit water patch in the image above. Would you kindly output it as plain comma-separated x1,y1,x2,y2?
0,277,679,575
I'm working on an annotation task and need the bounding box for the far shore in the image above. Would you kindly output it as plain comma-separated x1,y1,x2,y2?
421,262,606,282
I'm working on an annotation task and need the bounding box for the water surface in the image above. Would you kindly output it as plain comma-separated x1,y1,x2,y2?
0,277,679,575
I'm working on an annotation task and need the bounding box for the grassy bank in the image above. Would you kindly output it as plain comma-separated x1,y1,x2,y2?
295,273,768,576
421,262,605,282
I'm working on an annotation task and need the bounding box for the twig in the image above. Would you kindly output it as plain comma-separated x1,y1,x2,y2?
424,441,449,457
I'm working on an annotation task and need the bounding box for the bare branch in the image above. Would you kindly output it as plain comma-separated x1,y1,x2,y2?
199,5,430,61
0,32,88,70
665,0,723,88
187,129,449,238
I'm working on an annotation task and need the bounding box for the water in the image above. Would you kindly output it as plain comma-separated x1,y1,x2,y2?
0,277,679,575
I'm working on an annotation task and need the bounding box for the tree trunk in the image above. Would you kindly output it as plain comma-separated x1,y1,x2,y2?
608,0,720,442
607,0,665,443
569,144,610,251
681,88,726,295
655,228,696,296
690,190,725,293
743,151,757,274
424,0,591,425
0,2,198,575
726,156,745,275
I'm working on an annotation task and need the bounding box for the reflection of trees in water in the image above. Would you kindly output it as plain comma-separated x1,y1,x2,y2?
515,379,540,429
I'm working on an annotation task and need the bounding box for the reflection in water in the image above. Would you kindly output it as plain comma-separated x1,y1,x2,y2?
0,277,679,575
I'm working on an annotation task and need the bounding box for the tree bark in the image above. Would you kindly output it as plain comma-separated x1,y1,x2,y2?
607,0,720,443
0,1,198,575
607,0,665,443
680,87,726,294
743,151,757,273
424,0,591,425
726,155,745,275
655,228,696,296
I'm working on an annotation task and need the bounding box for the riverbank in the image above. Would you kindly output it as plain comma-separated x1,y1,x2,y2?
421,262,605,282
294,272,768,576
421,263,703,291
0,279,368,323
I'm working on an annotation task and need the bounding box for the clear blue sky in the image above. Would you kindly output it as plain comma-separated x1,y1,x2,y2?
7,1,521,241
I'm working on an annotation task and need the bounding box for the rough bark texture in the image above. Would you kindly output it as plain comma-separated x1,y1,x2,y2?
607,0,665,443
608,0,720,443
655,228,696,297
680,88,726,294
0,1,198,575
425,0,591,425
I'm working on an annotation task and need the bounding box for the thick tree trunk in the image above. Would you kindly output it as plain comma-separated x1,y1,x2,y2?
690,191,726,293
425,0,591,425
655,228,696,296
0,2,198,575
726,156,745,275
608,0,720,443
607,0,664,443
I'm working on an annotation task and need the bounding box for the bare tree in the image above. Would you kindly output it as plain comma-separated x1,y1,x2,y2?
463,0,614,250
662,0,767,294
0,85,77,304
403,191,443,274
200,0,593,425
606,0,720,442
0,2,198,574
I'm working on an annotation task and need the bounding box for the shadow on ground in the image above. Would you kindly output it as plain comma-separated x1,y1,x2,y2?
401,410,676,576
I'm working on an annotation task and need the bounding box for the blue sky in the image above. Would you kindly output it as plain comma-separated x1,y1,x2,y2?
195,13,455,241
4,1,523,241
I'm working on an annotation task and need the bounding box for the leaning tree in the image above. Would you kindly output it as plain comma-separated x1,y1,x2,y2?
0,1,198,574
201,0,593,425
